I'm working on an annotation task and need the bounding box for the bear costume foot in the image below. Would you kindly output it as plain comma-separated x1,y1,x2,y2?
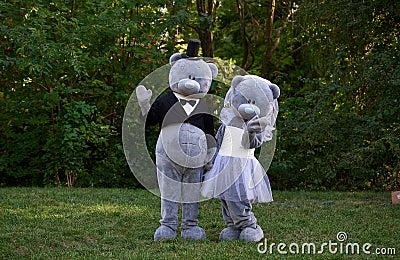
239,225,264,242
154,225,176,241
181,226,206,240
219,226,241,241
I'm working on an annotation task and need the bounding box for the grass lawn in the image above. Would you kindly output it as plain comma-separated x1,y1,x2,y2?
0,188,398,259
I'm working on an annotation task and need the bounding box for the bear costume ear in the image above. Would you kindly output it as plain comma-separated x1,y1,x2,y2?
169,53,184,64
208,63,218,79
269,84,280,99
231,75,246,89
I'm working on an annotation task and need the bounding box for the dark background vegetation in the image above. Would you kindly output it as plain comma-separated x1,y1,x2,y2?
1,0,399,191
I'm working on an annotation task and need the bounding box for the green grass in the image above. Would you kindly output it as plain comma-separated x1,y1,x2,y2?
0,188,399,259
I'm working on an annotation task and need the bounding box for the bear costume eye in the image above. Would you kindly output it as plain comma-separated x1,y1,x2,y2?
247,99,256,104
188,75,196,80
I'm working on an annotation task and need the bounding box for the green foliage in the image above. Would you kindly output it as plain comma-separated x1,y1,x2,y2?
270,0,400,191
1,0,399,191
43,101,116,187
0,0,183,187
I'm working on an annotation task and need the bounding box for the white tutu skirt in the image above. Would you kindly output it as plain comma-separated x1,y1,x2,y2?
201,154,273,203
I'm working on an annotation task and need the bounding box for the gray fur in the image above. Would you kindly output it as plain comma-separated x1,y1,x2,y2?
219,227,241,241
149,50,218,241
154,225,177,241
169,58,218,96
214,75,280,242
239,225,264,242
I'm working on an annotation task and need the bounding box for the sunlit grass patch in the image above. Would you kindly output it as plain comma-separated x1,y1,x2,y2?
0,188,398,259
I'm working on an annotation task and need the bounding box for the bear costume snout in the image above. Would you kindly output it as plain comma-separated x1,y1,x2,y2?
237,103,260,120
178,79,201,95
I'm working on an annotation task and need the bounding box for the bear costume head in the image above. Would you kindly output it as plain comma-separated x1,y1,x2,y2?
168,39,218,98
221,75,280,141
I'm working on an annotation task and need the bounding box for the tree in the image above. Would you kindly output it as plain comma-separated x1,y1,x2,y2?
271,0,400,190
214,0,303,81
195,0,217,57
0,0,185,186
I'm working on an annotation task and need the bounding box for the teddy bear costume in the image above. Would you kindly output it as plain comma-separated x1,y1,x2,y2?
201,75,280,242
136,39,218,241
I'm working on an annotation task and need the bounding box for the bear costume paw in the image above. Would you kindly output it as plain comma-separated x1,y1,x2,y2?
239,225,264,242
154,225,176,241
219,227,241,241
181,226,206,240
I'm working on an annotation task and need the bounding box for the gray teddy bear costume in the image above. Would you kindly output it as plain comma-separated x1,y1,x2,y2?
136,39,218,241
201,75,280,242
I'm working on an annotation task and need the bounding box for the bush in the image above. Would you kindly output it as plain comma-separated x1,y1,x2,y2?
0,0,179,187
270,49,400,191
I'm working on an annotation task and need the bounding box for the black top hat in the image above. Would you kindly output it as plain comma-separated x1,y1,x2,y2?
185,39,201,57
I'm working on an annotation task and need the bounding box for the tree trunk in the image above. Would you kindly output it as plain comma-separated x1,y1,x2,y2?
261,0,276,79
196,0,215,57
236,0,249,69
